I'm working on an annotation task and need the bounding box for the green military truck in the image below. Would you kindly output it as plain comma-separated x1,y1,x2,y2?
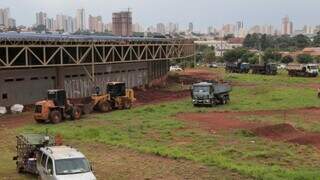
191,81,232,106
251,63,278,75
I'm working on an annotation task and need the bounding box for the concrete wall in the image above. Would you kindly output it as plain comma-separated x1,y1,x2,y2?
0,60,169,106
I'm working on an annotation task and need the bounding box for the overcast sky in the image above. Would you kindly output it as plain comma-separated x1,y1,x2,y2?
0,0,319,31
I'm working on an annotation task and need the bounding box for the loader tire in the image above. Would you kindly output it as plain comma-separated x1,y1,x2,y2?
98,102,111,112
83,103,94,115
124,101,132,109
71,107,82,120
50,110,62,124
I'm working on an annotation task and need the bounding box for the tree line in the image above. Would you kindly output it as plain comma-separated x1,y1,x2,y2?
243,32,320,51
197,32,320,65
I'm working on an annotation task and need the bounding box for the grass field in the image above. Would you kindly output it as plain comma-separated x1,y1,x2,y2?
1,68,320,179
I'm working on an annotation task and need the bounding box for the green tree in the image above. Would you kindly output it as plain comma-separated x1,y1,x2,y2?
281,55,294,64
297,54,314,64
223,48,248,63
203,47,216,63
314,56,320,63
260,34,274,50
293,34,311,49
263,48,282,62
243,34,253,48
248,54,259,64
241,51,255,63
313,32,320,47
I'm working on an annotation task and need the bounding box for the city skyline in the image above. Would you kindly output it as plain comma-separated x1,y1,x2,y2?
0,0,319,32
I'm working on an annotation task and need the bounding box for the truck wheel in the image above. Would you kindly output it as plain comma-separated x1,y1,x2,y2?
98,102,111,112
50,110,62,124
71,107,82,120
83,103,94,115
220,98,226,105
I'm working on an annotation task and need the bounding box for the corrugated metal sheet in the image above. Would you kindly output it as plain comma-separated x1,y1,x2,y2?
0,60,166,106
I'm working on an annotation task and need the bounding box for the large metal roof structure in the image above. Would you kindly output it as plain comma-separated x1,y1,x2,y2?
0,32,195,69
0,32,173,44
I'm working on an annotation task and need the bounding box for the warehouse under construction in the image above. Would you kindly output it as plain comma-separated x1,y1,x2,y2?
0,33,195,106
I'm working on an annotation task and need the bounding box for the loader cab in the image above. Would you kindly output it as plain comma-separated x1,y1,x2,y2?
47,89,67,107
106,82,126,98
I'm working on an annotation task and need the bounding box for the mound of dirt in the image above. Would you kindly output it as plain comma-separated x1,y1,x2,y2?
287,135,320,148
251,123,302,141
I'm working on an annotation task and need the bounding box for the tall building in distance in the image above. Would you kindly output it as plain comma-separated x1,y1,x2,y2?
167,22,179,34
222,24,236,35
89,15,103,32
133,23,143,32
8,18,16,28
236,21,244,32
156,23,165,34
188,22,194,33
76,8,86,31
36,12,47,26
282,16,293,35
0,8,12,28
112,10,132,36
46,18,54,31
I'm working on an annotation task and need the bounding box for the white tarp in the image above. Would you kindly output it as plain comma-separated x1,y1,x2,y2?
10,104,24,113
0,107,7,115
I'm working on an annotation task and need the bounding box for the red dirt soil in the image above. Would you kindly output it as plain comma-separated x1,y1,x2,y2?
177,109,320,150
287,134,320,149
168,69,222,85
0,112,34,129
134,69,219,106
134,89,190,106
176,112,260,132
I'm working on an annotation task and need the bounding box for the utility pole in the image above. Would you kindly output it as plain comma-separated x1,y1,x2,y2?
194,43,197,67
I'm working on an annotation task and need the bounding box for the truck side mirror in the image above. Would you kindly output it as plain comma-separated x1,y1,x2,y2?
90,162,94,172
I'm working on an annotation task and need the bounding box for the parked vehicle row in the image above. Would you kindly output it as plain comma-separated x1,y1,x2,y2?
225,62,319,77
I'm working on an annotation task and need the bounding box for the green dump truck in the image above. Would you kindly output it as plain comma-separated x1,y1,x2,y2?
191,81,232,106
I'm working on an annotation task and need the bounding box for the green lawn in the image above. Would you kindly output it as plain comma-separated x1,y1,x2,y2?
18,69,320,179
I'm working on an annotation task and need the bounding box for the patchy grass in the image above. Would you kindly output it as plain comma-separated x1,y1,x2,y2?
21,83,320,179
4,68,320,179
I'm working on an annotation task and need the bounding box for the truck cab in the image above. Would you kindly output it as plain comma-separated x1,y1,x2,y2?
266,63,278,75
305,64,319,76
37,146,96,180
240,62,250,73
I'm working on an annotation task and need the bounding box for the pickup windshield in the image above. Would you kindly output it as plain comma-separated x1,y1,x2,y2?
193,86,210,93
55,158,90,175
308,66,318,70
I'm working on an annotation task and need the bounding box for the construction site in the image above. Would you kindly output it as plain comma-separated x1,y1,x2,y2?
0,33,194,106
1,34,320,179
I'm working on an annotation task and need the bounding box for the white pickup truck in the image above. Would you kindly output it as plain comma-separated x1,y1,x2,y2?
14,134,96,180
37,146,96,180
